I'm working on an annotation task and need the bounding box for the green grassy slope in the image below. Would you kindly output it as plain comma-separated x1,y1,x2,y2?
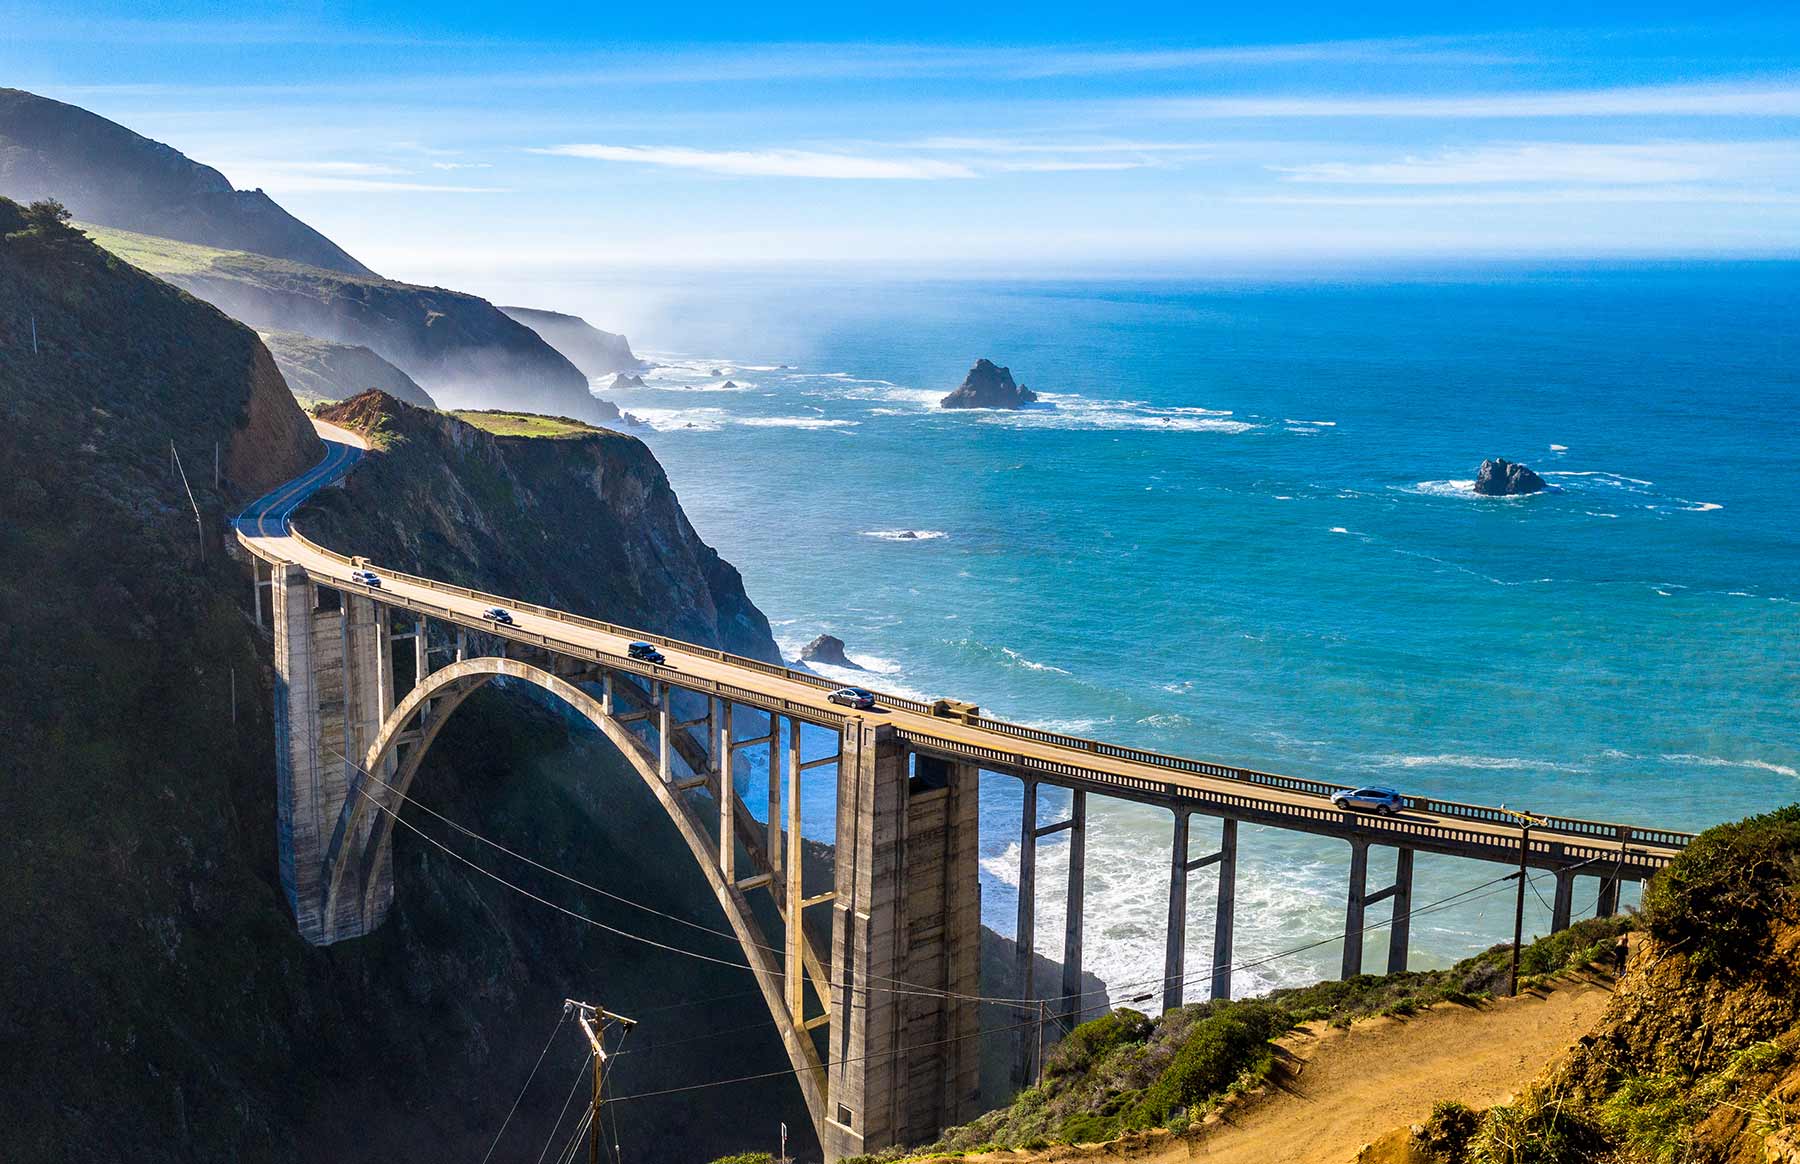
79,222,619,423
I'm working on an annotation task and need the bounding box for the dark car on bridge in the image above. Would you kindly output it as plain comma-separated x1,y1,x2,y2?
1331,785,1405,815
829,686,878,710
627,641,666,664
482,607,515,626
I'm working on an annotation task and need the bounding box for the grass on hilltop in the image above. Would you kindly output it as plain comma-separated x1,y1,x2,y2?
451,409,607,438
76,221,238,276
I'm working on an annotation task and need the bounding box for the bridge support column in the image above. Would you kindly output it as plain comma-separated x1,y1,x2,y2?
1164,811,1190,1012
718,698,735,884
1011,780,1038,1087
1596,876,1620,919
1212,819,1237,1000
823,727,980,1159
784,717,805,1028
1060,790,1086,1026
1164,814,1238,1010
1342,840,1370,979
1552,869,1575,933
1387,848,1413,974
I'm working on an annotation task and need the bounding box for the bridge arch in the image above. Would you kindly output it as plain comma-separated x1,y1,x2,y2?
318,656,829,1127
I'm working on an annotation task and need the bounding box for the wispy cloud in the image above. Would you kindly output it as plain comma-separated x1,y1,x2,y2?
1238,187,1800,207
212,158,506,193
533,144,977,179
1274,142,1800,185
1146,79,1800,119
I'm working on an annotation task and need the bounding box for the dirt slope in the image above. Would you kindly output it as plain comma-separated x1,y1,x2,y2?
975,972,1614,1164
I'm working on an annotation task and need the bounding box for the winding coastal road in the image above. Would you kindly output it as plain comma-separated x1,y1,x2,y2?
235,420,1690,880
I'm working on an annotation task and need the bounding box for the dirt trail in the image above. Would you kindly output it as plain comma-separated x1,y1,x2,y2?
984,972,1615,1164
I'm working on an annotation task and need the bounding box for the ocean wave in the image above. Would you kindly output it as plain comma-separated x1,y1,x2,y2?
861,528,948,541
1001,647,1071,675
735,416,857,430
1329,526,1352,534
1372,752,1592,774
1659,753,1799,779
630,406,727,432
1541,470,1653,487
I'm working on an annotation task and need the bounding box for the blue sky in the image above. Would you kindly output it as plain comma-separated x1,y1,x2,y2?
9,3,1800,280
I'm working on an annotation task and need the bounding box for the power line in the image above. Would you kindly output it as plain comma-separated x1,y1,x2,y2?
480,1008,568,1164
535,1052,595,1164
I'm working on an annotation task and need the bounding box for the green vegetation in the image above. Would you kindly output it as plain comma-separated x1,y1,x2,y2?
899,915,1632,1157
1406,804,1800,1164
706,1153,774,1164
452,408,608,437
1641,803,1800,975
78,219,234,275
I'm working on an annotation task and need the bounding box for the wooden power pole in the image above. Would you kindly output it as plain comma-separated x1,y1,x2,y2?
567,999,636,1164
1499,807,1542,997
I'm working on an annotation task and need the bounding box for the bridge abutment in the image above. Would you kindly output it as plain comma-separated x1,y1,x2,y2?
823,727,981,1159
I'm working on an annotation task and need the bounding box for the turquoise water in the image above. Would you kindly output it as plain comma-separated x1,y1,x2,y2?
572,264,1798,1001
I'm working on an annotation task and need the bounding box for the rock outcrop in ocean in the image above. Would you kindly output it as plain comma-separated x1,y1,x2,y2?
800,633,861,670
941,358,1038,409
610,372,647,391
1473,457,1548,496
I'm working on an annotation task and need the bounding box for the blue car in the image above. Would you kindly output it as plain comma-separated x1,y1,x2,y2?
1331,785,1404,815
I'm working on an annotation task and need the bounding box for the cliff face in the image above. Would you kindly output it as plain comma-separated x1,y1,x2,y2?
307,391,777,661
259,328,439,409
148,243,621,423
500,305,645,377
0,88,373,276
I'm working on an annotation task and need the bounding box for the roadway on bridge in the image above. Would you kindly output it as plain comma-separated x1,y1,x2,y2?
237,423,1682,873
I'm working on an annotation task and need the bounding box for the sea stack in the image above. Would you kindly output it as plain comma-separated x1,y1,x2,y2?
1473,457,1548,496
799,634,862,670
940,359,1038,409
609,372,647,391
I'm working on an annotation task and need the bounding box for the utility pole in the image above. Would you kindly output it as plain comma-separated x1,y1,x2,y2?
30,314,38,354
1500,807,1541,997
567,999,636,1164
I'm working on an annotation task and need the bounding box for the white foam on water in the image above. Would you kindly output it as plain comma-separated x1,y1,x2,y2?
630,406,728,432
735,416,858,430
1550,444,1569,451
1329,526,1351,534
861,528,948,541
1371,752,1592,774
960,391,1258,434
1001,647,1072,675
1542,470,1654,488
1683,501,1724,512
1660,753,1799,779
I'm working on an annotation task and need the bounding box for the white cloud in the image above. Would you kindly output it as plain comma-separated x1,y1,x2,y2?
430,161,493,171
1237,187,1800,207
1147,79,1800,119
533,144,977,179
1273,142,1800,185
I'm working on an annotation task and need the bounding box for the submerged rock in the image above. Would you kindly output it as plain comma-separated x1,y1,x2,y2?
721,380,739,390
1474,457,1548,496
799,633,861,670
941,358,1038,409
896,530,919,539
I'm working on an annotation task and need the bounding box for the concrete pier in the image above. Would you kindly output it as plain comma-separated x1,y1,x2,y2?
823,724,981,1159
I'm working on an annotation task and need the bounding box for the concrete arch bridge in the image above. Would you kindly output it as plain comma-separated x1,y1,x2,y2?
235,432,1693,1161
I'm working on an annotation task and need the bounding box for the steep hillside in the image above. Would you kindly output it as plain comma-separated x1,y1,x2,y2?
0,196,811,1163
259,329,438,409
83,222,621,424
500,304,645,377
306,390,775,659
0,88,372,275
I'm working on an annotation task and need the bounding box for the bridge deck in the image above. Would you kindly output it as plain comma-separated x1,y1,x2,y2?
237,436,1693,882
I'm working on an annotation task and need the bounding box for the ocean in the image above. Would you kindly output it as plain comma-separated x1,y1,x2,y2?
536,263,1798,1004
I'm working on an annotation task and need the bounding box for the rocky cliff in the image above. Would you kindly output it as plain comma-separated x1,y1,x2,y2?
259,329,439,409
84,222,621,425
306,390,776,660
500,304,645,378
0,88,373,276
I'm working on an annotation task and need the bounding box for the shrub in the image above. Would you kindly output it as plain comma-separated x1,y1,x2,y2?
1130,1004,1285,1125
709,1154,774,1164
1641,804,1800,975
1470,1093,1601,1164
1044,1008,1152,1080
1416,1100,1480,1163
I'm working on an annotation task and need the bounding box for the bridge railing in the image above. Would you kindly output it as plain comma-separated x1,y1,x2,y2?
275,524,1694,856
